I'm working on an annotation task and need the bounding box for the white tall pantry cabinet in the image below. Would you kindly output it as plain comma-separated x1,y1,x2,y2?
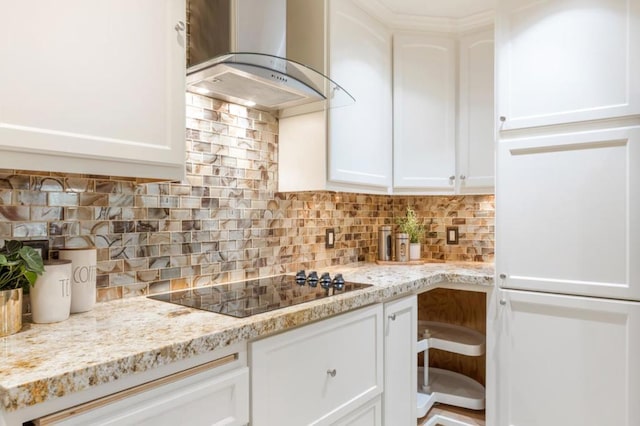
492,0,640,425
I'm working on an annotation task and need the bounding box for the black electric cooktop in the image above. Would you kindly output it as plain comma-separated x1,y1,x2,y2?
148,272,372,318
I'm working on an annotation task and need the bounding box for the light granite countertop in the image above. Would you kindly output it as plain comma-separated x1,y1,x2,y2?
0,262,493,414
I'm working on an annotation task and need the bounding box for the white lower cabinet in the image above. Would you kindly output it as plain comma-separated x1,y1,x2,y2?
383,296,417,425
31,349,249,426
331,395,382,426
493,289,640,426
250,304,383,425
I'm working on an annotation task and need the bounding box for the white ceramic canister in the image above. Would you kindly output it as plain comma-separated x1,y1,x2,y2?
59,248,97,313
30,259,72,324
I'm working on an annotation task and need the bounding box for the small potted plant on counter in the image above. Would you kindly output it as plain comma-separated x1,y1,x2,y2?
0,240,44,336
396,207,425,261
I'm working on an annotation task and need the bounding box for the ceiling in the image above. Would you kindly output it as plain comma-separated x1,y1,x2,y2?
375,0,496,19
353,0,496,32
378,0,496,18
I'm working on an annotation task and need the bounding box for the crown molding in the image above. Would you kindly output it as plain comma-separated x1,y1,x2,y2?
352,0,494,33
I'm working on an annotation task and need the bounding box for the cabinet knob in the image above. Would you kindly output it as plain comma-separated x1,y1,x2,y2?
499,273,507,279
499,116,506,122
327,369,337,377
449,175,455,181
388,314,396,321
499,299,507,306
459,175,466,180
174,21,185,32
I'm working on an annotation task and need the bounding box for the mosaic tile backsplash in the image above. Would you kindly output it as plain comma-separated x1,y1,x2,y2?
0,94,494,302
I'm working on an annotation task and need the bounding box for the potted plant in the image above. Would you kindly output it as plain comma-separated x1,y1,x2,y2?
396,207,425,260
0,240,44,336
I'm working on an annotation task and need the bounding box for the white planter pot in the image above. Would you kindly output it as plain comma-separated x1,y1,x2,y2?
59,248,97,313
31,259,72,324
409,243,421,260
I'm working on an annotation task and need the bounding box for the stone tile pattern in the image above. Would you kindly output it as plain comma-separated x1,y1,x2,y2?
0,94,493,302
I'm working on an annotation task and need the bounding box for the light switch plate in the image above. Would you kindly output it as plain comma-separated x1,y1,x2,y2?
325,228,335,249
446,226,459,245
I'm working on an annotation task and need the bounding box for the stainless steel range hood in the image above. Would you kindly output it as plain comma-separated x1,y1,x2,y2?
187,0,354,115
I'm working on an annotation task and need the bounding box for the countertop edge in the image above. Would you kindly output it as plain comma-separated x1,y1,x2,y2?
1,266,494,413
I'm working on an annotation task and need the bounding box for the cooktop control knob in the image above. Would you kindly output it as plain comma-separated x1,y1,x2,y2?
332,273,345,291
307,271,319,287
320,272,332,289
295,270,306,284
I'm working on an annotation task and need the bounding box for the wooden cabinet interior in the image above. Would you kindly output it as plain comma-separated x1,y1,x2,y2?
417,288,486,387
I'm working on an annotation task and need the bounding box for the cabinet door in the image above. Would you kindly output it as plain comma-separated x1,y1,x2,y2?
496,0,640,130
0,0,186,180
383,296,417,426
458,29,495,194
393,33,456,193
250,305,383,426
331,395,381,426
495,289,640,426
37,366,249,425
496,127,640,301
328,0,393,191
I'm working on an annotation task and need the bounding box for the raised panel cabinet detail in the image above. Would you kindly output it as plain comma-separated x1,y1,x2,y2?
0,0,186,180
495,289,640,426
393,33,457,192
250,304,383,426
496,0,640,129
496,127,640,301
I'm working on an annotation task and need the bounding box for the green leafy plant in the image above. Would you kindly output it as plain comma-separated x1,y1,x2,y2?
396,207,425,244
0,240,45,291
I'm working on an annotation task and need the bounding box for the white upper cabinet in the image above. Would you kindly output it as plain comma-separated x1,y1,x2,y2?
496,126,640,301
0,0,186,180
393,30,494,194
496,0,640,130
328,0,393,191
393,33,457,193
279,0,392,194
458,29,495,193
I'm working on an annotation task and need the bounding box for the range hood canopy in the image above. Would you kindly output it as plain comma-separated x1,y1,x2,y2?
186,0,354,116
186,52,355,114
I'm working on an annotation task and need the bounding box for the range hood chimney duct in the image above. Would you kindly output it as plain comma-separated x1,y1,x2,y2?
187,0,354,115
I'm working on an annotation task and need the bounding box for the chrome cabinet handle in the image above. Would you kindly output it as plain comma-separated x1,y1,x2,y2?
499,299,506,306
388,313,396,321
499,116,506,122
175,21,185,32
327,369,337,377
449,175,455,180
459,175,466,180
499,273,507,279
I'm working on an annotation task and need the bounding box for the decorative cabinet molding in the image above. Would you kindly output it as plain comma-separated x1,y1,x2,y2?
496,0,640,130
0,0,186,181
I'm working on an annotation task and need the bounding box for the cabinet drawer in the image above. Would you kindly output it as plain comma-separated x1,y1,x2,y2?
251,304,383,426
35,358,249,426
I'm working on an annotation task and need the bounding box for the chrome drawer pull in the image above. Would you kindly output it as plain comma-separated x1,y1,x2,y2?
327,369,337,378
